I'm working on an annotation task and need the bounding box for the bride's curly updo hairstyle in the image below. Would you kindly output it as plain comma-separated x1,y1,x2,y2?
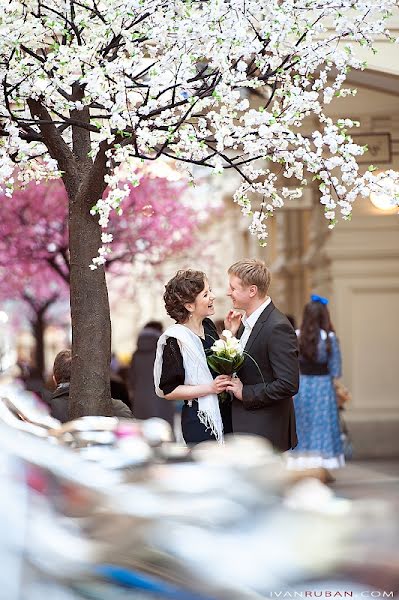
164,269,206,323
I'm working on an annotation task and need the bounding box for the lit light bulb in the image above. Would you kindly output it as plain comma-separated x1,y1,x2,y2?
370,178,399,212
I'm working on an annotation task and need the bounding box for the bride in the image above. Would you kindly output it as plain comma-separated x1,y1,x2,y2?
153,269,240,446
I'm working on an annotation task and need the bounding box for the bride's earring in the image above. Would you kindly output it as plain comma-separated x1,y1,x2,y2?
189,312,193,319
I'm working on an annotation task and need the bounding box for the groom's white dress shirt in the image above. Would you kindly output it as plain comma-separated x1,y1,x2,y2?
240,297,271,350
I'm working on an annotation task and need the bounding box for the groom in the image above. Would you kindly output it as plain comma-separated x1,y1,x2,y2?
225,259,299,451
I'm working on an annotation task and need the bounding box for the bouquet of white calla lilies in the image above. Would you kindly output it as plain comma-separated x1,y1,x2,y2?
210,330,243,360
206,331,245,401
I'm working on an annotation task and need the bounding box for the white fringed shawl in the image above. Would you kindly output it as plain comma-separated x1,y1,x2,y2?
153,324,223,443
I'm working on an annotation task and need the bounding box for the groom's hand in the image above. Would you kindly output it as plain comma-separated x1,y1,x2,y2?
224,310,242,336
226,376,243,401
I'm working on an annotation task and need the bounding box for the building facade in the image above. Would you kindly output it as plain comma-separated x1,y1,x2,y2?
112,65,399,458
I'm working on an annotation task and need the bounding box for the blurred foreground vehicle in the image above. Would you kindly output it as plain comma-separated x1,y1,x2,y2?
0,380,398,599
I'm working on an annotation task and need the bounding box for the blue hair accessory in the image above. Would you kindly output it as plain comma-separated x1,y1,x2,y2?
311,294,329,305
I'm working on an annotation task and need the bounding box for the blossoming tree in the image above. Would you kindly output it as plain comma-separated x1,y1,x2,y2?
0,174,207,381
1,1,398,416
0,263,68,380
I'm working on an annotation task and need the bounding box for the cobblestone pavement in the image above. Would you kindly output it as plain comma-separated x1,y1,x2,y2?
331,459,399,504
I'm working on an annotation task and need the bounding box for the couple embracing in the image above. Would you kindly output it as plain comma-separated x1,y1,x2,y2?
154,259,299,450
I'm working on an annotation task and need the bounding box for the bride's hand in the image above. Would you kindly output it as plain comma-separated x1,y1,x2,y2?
210,375,231,395
224,310,242,336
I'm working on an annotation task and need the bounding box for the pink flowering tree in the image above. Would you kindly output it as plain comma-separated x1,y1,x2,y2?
0,174,210,378
0,180,70,284
1,1,398,417
0,263,68,379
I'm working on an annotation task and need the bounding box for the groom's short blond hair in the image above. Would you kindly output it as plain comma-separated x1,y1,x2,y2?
228,259,271,296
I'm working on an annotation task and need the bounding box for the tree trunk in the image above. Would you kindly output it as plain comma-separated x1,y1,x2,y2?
24,296,58,381
28,96,114,418
68,186,113,419
32,310,45,381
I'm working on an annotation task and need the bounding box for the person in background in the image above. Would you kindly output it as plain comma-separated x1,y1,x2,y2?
128,321,175,432
109,351,130,407
110,373,130,407
110,352,121,374
287,295,344,478
50,349,133,422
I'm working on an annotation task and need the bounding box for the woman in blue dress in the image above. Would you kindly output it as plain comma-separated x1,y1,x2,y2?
288,295,344,472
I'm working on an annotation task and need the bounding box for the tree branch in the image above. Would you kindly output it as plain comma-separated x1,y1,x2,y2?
27,98,79,193
47,254,70,284
23,290,60,315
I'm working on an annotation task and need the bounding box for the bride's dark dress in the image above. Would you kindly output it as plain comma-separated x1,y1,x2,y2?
159,318,232,445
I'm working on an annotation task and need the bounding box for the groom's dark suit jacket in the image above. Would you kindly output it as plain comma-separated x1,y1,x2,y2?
233,301,299,451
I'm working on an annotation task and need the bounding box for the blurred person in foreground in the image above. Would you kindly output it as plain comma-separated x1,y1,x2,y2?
287,295,344,476
50,349,133,422
225,259,299,451
154,270,236,446
128,321,175,432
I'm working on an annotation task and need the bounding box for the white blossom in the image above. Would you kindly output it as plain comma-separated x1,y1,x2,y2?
0,0,398,255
